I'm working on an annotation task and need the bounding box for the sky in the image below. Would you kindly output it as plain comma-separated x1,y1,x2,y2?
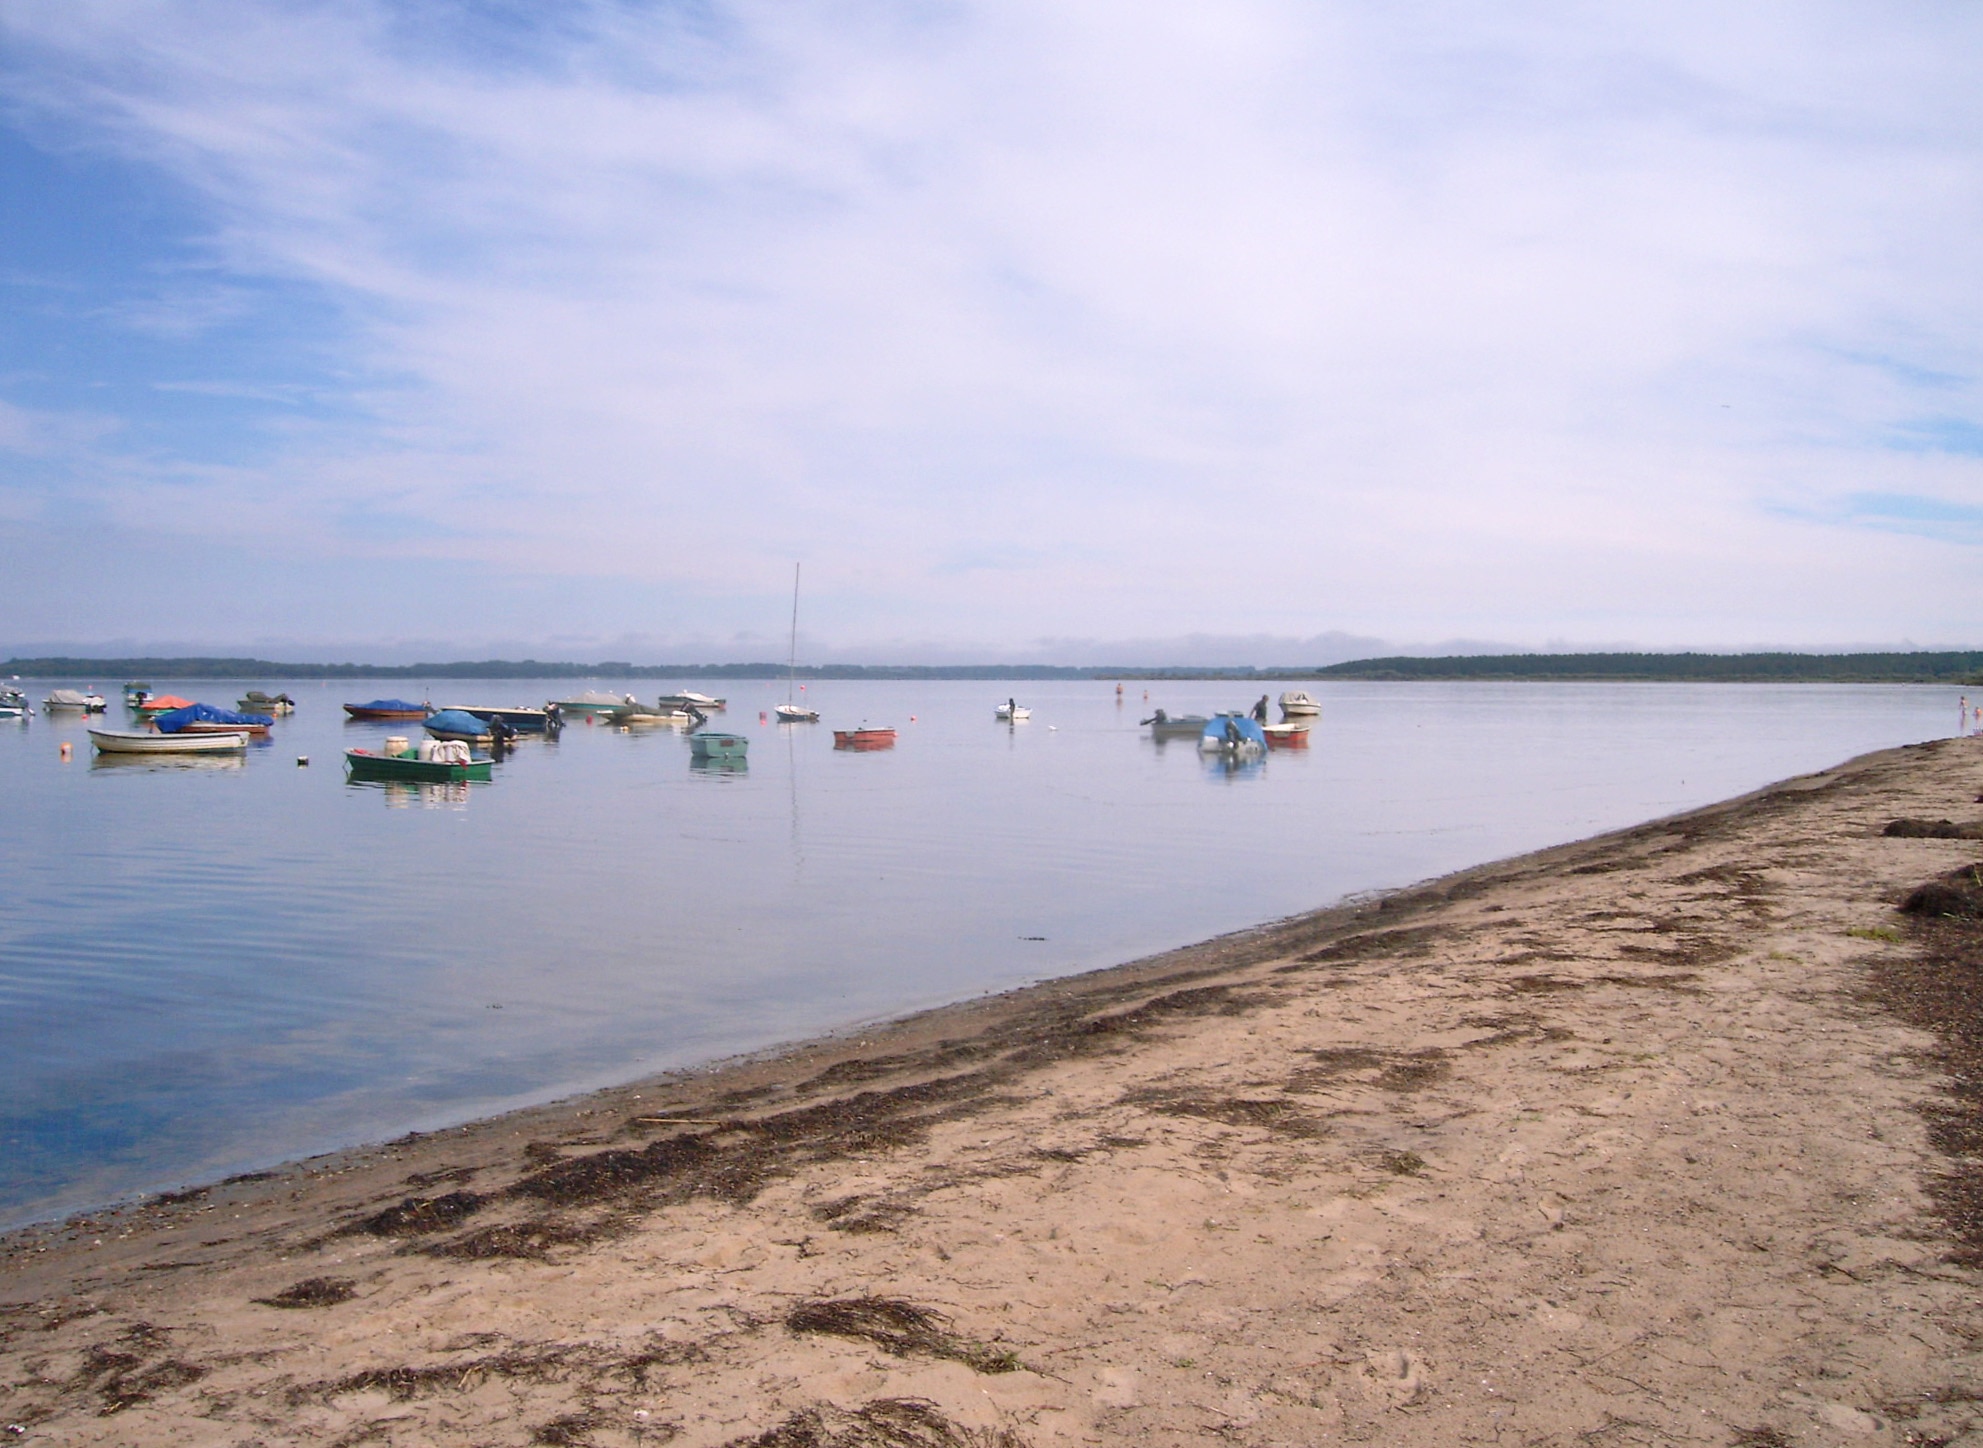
2,1,1981,665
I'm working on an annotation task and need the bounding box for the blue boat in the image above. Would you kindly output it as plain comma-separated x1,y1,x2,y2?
1198,712,1267,757
423,709,495,743
344,699,431,720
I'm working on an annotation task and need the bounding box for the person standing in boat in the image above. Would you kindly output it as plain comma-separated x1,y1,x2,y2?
1251,694,1269,723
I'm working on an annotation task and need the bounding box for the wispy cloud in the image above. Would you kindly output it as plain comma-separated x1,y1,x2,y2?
1,1,1981,654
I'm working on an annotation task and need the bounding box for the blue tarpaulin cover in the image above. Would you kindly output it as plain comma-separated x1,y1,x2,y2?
424,709,492,736
154,702,274,733
352,698,428,712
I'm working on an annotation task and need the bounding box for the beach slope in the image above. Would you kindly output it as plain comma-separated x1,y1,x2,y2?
4,736,1982,1445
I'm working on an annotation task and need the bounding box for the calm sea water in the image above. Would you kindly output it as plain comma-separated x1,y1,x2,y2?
0,678,1968,1226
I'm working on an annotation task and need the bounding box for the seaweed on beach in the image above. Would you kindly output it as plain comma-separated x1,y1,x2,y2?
1869,868,1983,1265
255,1275,356,1308
1122,1089,1327,1137
785,1299,1019,1374
729,1397,1028,1448
345,1189,486,1238
1885,818,1983,839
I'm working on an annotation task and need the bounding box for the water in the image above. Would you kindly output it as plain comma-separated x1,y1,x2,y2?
0,678,1969,1225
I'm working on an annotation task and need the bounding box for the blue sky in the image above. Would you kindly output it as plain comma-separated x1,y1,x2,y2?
2,1,1981,663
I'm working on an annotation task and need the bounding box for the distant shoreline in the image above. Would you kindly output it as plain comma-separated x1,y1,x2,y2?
6,648,1982,684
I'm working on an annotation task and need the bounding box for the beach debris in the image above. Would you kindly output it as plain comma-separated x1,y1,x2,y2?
725,1397,1028,1448
253,1276,356,1309
785,1298,1020,1374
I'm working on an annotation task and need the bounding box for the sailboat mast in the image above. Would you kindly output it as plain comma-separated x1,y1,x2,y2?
786,563,801,703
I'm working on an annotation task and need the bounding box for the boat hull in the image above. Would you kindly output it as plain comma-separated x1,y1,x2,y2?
1263,723,1310,749
774,705,820,723
344,748,492,783
689,732,749,760
344,706,430,720
834,728,897,750
179,721,273,737
89,728,248,754
446,706,554,733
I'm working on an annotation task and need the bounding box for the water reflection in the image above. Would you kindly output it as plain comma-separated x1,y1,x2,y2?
345,779,474,810
690,756,749,779
88,752,246,773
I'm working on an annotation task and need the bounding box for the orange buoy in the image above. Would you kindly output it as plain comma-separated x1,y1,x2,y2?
59,741,71,759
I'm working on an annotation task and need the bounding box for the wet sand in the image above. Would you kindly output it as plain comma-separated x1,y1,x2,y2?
4,735,1983,1446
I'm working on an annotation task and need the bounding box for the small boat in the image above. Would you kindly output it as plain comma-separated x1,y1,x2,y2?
1142,709,1209,739
89,728,248,754
1199,712,1267,757
1278,691,1321,718
551,690,634,718
775,564,820,722
657,691,726,712
133,694,195,716
995,700,1031,721
834,726,897,750
443,705,558,734
422,708,496,743
608,702,694,728
345,741,493,783
154,703,276,737
0,688,31,720
238,690,297,715
344,699,431,721
1262,721,1310,749
122,682,151,708
44,688,108,713
688,730,749,761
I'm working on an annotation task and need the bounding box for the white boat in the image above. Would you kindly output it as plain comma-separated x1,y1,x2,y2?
44,688,107,713
657,691,726,711
0,688,30,720
552,690,633,718
995,701,1031,721
1278,690,1321,718
776,563,820,723
89,728,249,754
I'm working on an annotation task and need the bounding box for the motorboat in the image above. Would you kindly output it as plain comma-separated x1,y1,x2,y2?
443,704,559,734
688,730,749,761
833,726,897,750
44,688,107,713
1142,709,1209,740
422,709,496,743
995,700,1031,721
0,688,31,720
609,702,695,728
122,682,151,708
154,703,276,737
238,691,297,715
775,703,820,723
551,690,633,718
133,694,195,716
1278,691,1321,718
345,740,492,783
1199,712,1267,757
657,691,726,712
89,728,248,754
1262,721,1311,749
344,698,431,720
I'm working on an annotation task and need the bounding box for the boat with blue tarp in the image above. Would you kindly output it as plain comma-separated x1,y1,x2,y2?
344,699,431,720
423,709,495,743
153,702,276,737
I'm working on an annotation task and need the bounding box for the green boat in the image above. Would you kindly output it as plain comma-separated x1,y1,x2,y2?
689,730,749,761
344,746,493,783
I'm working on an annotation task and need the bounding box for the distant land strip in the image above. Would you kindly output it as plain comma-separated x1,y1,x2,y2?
5,650,1983,683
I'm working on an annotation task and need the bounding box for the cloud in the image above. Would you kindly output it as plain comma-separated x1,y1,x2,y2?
0,0,1980,655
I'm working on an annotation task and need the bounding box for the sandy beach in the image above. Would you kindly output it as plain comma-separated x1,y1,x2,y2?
4,734,1982,1446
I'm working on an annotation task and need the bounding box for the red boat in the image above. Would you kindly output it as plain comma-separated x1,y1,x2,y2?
833,727,897,751
1262,722,1310,749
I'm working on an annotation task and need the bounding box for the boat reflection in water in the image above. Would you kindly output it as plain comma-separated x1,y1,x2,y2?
346,779,473,810
89,751,247,773
690,755,749,779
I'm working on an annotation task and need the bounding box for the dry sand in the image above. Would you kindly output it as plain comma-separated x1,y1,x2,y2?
5,735,1983,1447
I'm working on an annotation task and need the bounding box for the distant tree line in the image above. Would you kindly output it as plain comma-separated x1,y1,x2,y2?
6,650,1981,683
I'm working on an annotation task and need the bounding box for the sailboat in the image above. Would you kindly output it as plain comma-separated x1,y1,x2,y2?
775,563,820,723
